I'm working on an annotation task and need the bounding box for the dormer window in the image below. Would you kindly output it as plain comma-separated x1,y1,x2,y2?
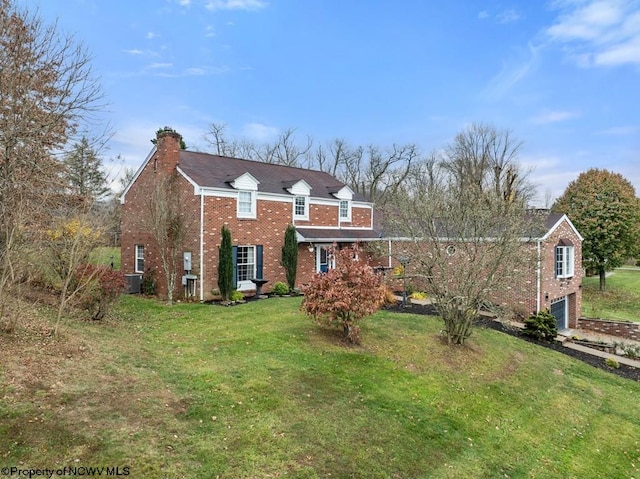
339,200,351,222
238,190,256,218
294,196,309,220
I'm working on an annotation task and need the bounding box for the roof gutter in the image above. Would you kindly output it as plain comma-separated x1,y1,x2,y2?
199,188,205,302
536,239,542,313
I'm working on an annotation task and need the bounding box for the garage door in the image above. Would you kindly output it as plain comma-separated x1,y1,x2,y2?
550,297,567,330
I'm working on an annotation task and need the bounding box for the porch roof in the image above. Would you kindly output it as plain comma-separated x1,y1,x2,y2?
295,228,383,243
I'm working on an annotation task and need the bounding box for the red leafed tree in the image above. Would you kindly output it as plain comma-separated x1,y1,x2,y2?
301,244,386,343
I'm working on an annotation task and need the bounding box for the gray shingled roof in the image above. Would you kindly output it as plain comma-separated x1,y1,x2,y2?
178,150,369,202
296,228,383,242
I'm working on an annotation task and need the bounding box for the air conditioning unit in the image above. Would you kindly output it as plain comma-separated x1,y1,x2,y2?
124,274,143,294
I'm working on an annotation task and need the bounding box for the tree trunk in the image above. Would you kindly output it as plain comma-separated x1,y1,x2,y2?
599,269,606,292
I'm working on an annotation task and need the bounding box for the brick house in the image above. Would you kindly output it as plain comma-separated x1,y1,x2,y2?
121,127,583,329
383,212,584,329
120,127,382,301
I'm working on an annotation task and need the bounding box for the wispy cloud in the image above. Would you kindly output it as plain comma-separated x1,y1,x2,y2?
123,49,145,55
243,122,279,141
598,124,640,135
205,0,268,12
546,0,640,66
147,62,173,69
153,65,230,78
477,8,522,23
497,9,522,24
146,32,160,40
482,42,540,99
205,25,216,38
532,110,580,124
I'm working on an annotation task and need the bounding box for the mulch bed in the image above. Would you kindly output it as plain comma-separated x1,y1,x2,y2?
385,302,640,382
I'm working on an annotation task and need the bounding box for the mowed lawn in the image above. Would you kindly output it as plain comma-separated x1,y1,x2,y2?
1,296,640,478
582,267,640,322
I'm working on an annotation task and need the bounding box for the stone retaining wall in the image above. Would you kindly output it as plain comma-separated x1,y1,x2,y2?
577,318,640,342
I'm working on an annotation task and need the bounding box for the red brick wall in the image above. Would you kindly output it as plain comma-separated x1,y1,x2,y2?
381,220,583,325
121,129,377,300
577,318,640,341
538,220,583,328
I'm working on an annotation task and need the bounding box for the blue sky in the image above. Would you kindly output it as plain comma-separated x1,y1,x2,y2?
22,0,640,205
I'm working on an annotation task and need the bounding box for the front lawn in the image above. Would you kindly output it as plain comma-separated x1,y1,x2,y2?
1,296,639,478
582,268,640,321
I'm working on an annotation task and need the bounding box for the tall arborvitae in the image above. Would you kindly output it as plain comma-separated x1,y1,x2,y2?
218,225,233,301
281,224,298,290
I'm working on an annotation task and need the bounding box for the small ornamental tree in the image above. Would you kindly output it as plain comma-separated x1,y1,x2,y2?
75,264,126,320
218,225,233,301
281,224,298,290
301,244,386,343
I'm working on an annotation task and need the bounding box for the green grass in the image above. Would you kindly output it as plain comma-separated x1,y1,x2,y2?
90,246,121,270
582,268,640,321
2,296,640,478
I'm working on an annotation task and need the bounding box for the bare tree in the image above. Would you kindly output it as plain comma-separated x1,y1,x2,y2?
441,123,534,205
343,143,420,206
203,122,254,159
47,203,104,337
0,0,103,331
383,124,538,345
306,138,359,178
254,128,313,167
145,174,187,305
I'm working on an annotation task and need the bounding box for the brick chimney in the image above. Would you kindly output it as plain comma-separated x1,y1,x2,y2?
154,126,182,174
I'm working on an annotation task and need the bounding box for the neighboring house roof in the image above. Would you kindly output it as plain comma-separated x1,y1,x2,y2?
296,228,383,243
178,150,370,202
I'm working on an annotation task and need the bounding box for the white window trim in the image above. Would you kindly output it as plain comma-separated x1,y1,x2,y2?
293,195,309,220
237,190,256,219
236,245,256,291
339,199,351,222
135,244,144,273
555,245,574,279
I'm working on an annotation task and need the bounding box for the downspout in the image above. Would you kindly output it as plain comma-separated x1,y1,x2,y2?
536,240,542,313
387,239,392,269
199,189,205,302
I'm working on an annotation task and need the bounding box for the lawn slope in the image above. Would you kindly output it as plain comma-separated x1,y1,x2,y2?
1,296,639,478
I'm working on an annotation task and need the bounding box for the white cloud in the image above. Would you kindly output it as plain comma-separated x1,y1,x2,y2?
243,122,279,141
546,0,640,66
598,124,640,135
205,0,268,12
205,25,216,37
177,0,191,5
152,65,230,78
531,110,580,124
146,32,160,40
148,62,173,69
497,9,522,24
123,49,144,55
483,42,540,99
478,10,489,20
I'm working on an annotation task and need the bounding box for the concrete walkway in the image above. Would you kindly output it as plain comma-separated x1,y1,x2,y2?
559,339,640,368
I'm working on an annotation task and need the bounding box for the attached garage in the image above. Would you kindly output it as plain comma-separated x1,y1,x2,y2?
550,296,567,330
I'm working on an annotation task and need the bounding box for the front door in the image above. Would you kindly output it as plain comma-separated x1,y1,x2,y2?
550,297,567,330
315,245,335,273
